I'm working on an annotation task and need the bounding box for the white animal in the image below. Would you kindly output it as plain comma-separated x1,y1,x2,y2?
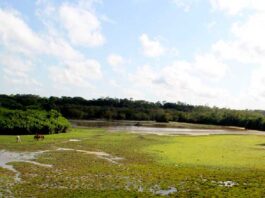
16,136,21,143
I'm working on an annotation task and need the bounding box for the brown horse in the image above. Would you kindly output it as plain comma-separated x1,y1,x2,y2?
34,134,44,141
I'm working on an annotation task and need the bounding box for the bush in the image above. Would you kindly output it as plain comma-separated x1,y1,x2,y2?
0,108,71,135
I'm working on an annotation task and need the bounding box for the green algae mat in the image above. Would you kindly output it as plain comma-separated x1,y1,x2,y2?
1,128,265,197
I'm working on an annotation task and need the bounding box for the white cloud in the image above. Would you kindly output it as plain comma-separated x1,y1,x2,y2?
249,66,265,100
46,37,84,61
59,3,105,47
130,64,159,86
209,0,265,108
211,10,265,66
0,8,85,62
0,9,44,56
107,54,124,66
107,54,126,72
160,61,228,99
0,10,44,86
129,61,229,106
122,89,145,100
140,34,165,57
172,0,192,12
109,79,119,87
210,0,265,15
207,20,217,31
171,0,202,12
0,5,104,90
228,66,265,109
49,59,102,88
194,54,228,79
0,53,41,86
211,11,265,66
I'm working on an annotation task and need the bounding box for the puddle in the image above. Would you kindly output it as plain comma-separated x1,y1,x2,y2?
69,139,81,142
0,150,52,182
56,148,123,164
212,180,237,187
150,184,177,196
108,126,265,136
155,187,177,196
219,181,237,187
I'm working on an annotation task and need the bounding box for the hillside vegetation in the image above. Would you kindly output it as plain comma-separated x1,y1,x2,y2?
1,94,265,131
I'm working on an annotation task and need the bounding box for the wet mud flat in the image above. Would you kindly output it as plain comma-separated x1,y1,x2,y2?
0,148,180,197
0,150,52,182
0,147,123,183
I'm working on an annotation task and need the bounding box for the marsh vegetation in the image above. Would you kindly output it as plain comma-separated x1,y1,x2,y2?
1,128,265,197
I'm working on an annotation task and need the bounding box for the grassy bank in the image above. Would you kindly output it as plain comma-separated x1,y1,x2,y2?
0,128,265,197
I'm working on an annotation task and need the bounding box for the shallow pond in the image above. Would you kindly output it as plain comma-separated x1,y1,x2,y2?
107,126,265,136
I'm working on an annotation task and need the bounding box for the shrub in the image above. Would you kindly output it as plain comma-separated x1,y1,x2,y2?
0,108,70,135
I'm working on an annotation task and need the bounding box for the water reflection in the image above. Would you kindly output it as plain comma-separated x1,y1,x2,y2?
107,126,263,136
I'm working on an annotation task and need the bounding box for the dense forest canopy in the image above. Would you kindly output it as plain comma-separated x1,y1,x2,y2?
1,94,265,131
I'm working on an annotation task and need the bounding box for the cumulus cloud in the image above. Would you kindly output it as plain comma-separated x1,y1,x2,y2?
249,66,265,100
107,54,126,72
140,34,165,57
210,0,265,15
0,2,104,90
59,3,105,47
0,9,44,86
210,2,265,68
209,0,265,109
129,60,229,106
194,54,228,79
211,11,265,65
0,9,44,56
49,59,102,88
0,53,41,86
107,54,124,66
172,0,192,12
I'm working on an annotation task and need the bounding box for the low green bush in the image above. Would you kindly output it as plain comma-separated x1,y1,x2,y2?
0,108,70,135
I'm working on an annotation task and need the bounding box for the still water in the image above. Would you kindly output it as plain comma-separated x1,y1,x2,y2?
107,126,264,136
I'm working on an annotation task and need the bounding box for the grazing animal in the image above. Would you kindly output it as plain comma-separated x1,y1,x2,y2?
34,134,44,141
16,136,21,143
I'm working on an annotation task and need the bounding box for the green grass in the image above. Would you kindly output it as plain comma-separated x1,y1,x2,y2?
147,135,265,169
1,128,265,197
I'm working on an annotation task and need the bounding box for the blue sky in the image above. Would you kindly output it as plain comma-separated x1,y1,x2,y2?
1,0,265,109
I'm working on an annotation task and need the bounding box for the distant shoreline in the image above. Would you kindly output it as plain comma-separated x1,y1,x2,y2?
69,119,246,131
69,120,265,136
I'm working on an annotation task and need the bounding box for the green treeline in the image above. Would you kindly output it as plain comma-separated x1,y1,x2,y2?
0,108,70,135
1,94,265,131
